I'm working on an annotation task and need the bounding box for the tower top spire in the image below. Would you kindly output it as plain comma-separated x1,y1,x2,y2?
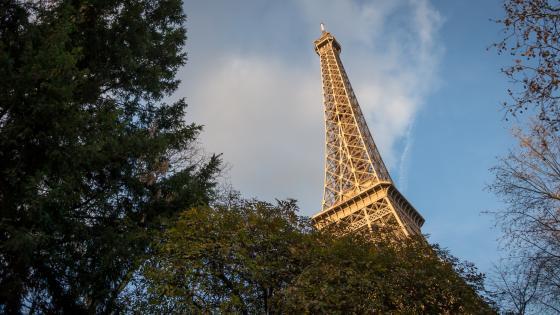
314,26,341,55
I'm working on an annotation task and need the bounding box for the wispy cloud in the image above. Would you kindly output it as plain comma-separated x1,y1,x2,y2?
181,0,443,214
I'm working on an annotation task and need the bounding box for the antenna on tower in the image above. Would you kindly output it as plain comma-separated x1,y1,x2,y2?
320,22,326,33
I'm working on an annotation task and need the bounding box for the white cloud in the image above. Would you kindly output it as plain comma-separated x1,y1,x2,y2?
181,0,443,215
186,55,324,211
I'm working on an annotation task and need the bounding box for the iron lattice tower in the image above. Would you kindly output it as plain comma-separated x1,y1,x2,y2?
312,25,425,236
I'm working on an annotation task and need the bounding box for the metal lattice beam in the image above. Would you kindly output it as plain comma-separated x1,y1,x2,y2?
312,26,425,237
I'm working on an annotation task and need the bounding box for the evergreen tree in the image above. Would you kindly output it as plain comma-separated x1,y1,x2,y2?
0,0,219,313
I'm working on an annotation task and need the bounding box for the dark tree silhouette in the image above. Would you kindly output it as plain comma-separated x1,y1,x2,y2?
0,1,219,312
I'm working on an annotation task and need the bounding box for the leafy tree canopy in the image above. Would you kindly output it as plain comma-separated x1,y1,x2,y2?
134,194,496,314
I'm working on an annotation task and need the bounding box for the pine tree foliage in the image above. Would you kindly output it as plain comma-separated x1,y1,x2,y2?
0,0,220,313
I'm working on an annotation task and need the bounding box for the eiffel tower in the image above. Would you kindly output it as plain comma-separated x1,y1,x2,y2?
312,24,425,236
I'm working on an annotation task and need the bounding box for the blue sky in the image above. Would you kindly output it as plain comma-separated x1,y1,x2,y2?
180,0,515,275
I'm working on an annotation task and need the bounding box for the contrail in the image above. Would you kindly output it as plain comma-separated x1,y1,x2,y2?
398,120,415,193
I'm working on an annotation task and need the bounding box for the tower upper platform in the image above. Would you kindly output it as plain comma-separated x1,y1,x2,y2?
314,29,341,55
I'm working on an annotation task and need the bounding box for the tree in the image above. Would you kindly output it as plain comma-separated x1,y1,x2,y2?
491,1,560,312
133,195,313,314
488,124,560,314
280,231,495,314
495,0,560,128
135,194,496,314
491,260,545,315
0,0,220,313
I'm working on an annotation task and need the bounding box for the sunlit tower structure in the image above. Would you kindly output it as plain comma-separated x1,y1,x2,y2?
312,24,425,236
